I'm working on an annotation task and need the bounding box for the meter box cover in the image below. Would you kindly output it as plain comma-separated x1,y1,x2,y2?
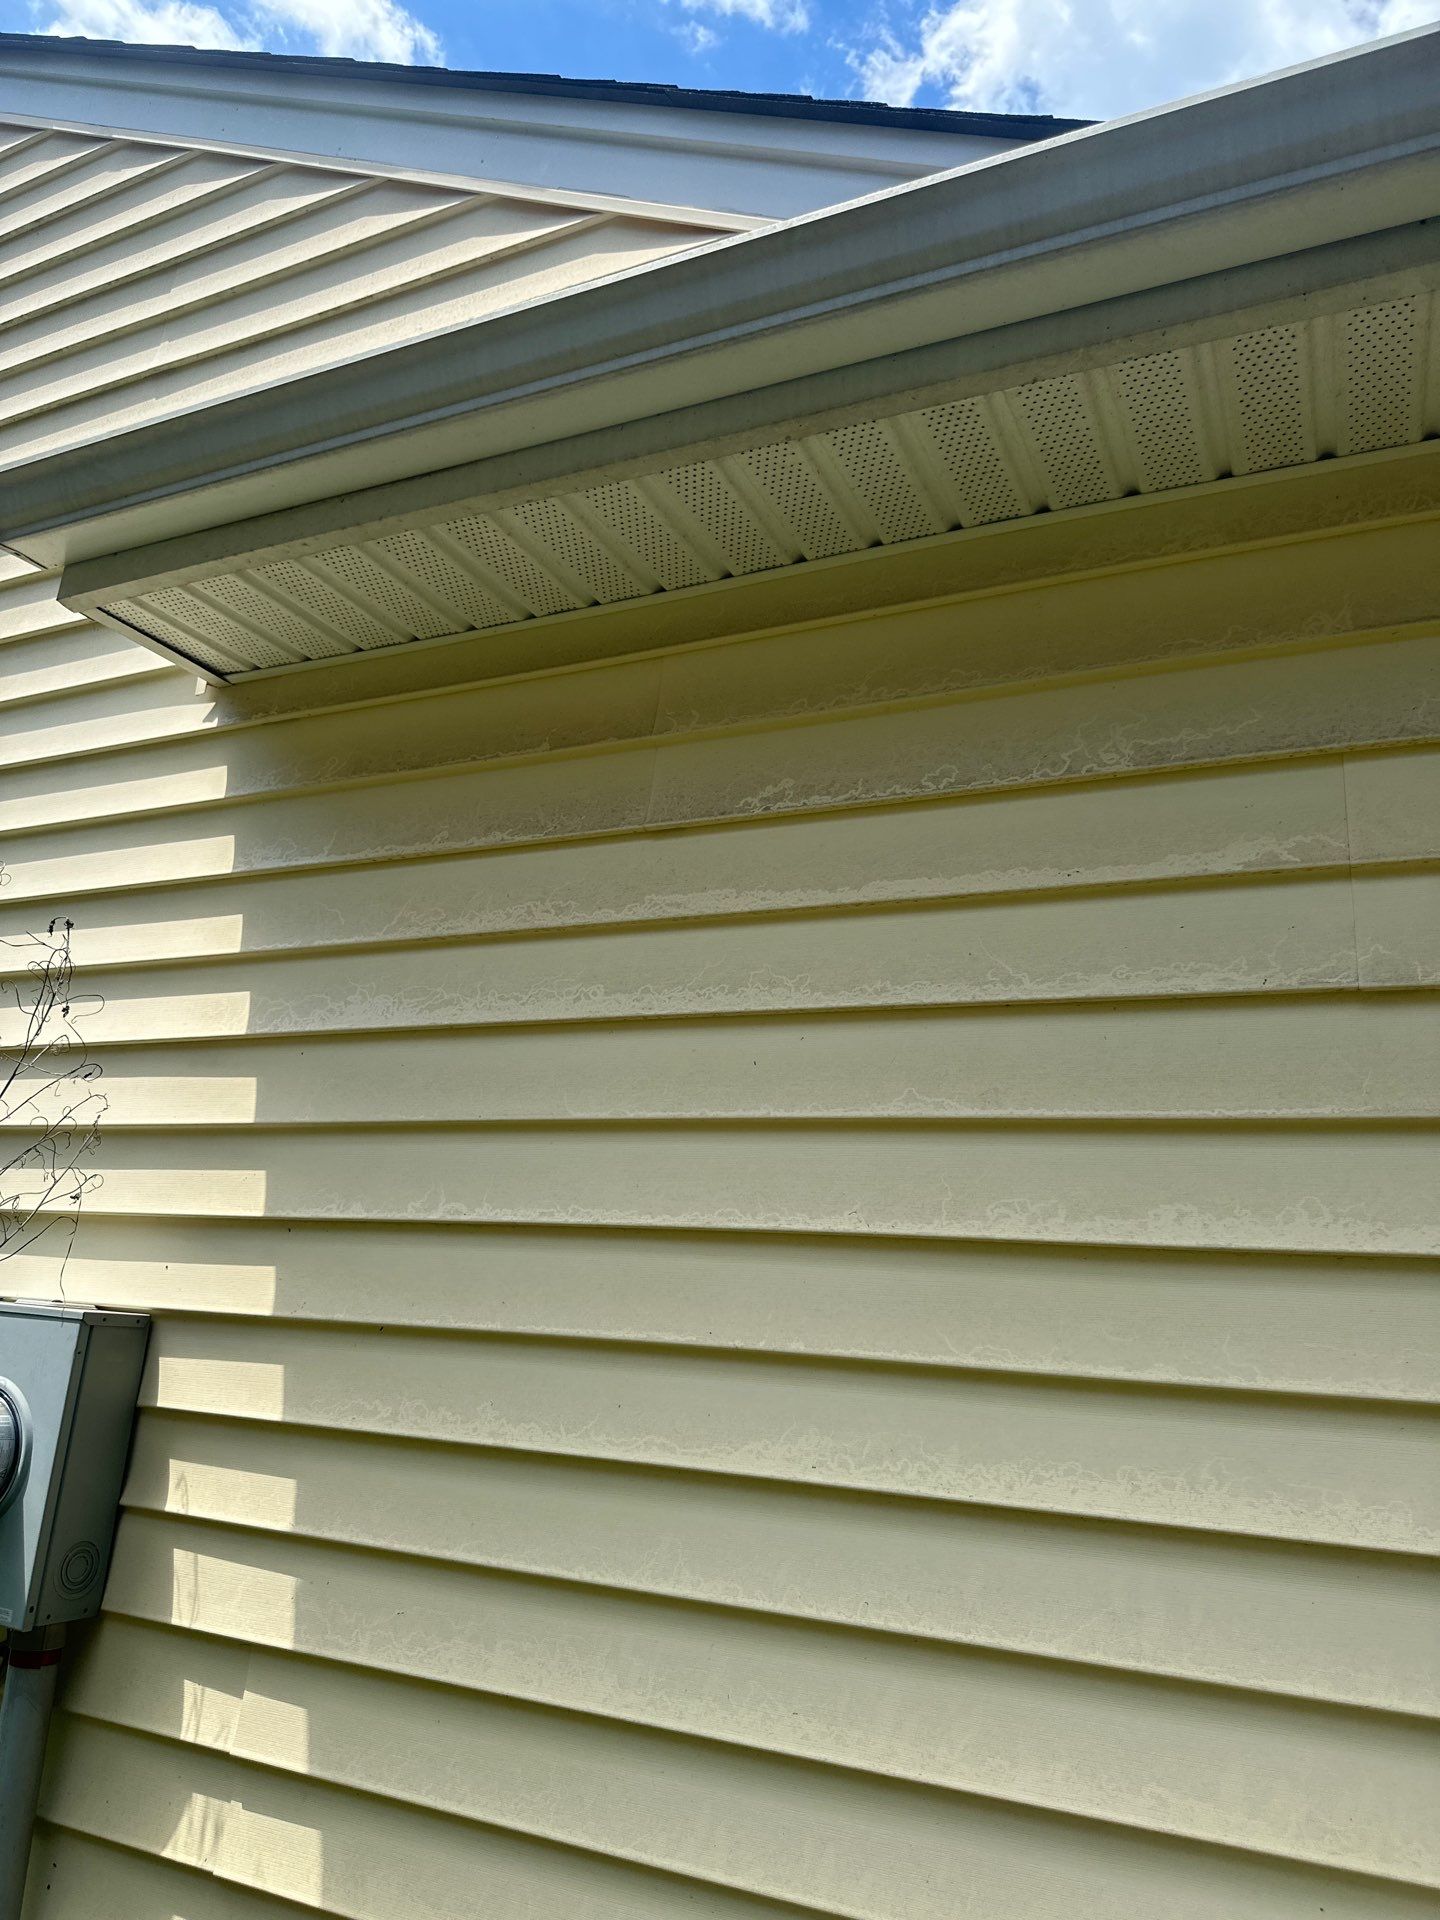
0,1301,149,1631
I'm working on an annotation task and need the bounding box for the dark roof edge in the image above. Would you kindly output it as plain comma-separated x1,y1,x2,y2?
0,31,1092,137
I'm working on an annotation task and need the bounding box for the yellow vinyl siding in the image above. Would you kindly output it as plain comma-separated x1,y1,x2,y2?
2,513,1438,1918
0,118,739,473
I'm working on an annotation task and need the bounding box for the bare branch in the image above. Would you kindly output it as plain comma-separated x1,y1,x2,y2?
0,899,106,1272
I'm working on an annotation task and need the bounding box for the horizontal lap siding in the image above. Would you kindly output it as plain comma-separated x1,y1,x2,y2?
3,530,1438,1920
0,119,733,472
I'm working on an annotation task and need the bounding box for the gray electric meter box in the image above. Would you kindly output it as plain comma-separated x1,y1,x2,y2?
0,1301,150,1631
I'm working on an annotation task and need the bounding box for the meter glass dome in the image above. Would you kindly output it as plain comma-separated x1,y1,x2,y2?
0,1384,22,1511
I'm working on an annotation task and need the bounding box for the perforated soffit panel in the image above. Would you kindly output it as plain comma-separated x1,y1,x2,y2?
99,293,1440,680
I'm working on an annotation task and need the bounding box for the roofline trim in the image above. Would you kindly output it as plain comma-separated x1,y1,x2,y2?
52,229,1440,605
0,105,768,231
0,32,1090,139
5,22,1438,569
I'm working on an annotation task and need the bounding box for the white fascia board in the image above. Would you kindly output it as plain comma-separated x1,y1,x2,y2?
0,42,1032,217
5,21,1439,576
0,104,769,232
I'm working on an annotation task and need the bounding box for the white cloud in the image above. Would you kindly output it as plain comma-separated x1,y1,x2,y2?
681,0,811,36
854,0,1436,121
250,0,441,63
34,0,253,46
676,18,720,51
32,0,442,63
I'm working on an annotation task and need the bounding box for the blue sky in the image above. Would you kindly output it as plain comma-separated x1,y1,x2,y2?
2,0,1433,123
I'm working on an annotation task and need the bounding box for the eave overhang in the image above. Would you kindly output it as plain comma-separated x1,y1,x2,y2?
3,22,1438,682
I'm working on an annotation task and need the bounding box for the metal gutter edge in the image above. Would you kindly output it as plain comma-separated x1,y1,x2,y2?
4,21,1438,568
54,223,1440,607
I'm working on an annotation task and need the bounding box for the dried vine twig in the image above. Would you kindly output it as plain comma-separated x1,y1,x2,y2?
0,904,105,1268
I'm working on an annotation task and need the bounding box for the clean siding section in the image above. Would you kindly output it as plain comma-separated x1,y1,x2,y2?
2,525,1437,1919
